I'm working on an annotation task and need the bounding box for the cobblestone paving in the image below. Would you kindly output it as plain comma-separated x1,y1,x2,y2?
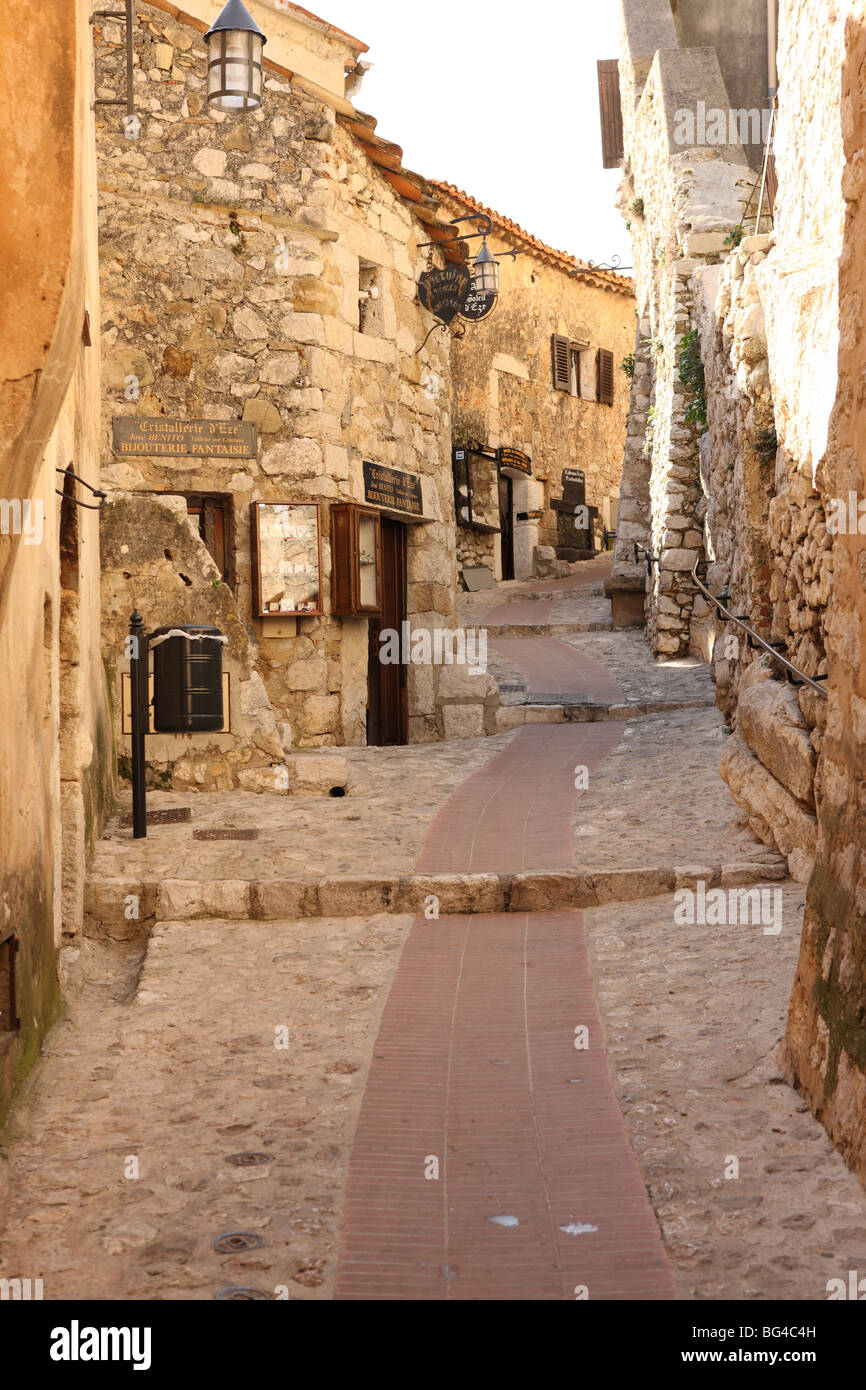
584,887,866,1299
572,709,779,873
90,736,517,882
0,917,410,1300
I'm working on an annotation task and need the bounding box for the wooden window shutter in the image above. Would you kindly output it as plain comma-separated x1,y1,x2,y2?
597,349,614,406
551,334,570,392
597,60,624,170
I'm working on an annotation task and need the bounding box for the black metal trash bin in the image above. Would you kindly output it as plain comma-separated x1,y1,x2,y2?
151,624,225,733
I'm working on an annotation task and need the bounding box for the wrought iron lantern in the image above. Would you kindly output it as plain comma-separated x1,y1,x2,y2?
472,238,500,297
204,0,267,112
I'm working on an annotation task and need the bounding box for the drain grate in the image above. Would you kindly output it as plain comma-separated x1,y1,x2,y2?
225,1152,272,1167
213,1231,265,1254
193,828,259,841
215,1286,272,1300
120,807,191,828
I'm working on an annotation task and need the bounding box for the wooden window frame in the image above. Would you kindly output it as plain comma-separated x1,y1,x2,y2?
330,503,383,617
597,348,615,407
250,501,323,619
0,931,20,1054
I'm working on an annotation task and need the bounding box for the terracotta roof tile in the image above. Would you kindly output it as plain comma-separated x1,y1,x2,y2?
428,180,635,294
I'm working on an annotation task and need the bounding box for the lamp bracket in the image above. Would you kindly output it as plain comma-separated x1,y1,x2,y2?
56,466,108,511
418,215,524,259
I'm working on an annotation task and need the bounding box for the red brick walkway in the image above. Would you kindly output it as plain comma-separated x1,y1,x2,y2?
417,722,622,873
334,912,675,1301
490,636,625,703
334,607,674,1300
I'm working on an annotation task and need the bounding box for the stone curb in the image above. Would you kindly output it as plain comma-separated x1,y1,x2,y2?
83,859,789,936
485,621,613,637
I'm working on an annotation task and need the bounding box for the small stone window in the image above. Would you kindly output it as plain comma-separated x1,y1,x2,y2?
358,261,385,335
0,932,20,1051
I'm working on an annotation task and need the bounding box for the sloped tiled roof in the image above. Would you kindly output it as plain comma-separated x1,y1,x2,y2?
335,113,469,263
429,181,635,294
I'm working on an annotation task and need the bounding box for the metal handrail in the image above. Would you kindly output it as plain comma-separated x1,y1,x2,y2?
691,558,828,698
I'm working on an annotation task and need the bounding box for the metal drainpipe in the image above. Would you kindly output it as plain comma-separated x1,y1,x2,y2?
768,0,778,96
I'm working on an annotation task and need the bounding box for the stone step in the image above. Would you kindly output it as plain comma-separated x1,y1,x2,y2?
483,620,614,637
494,696,716,729
84,858,789,937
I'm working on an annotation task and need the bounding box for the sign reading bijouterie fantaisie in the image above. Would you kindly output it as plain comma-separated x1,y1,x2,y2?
363,461,423,517
497,447,532,475
417,265,471,324
112,417,258,457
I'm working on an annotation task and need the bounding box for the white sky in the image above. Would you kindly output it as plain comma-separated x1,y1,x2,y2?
315,1,632,271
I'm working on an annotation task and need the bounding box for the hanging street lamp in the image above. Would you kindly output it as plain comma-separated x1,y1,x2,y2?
204,0,267,112
471,238,500,297
417,215,523,338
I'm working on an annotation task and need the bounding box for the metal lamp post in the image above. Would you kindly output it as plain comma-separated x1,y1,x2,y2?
204,0,267,112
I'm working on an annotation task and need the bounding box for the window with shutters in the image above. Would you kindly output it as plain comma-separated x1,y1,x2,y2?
597,348,615,407
552,334,596,400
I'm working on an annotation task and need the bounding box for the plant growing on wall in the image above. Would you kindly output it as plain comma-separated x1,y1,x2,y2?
621,353,636,379
752,425,778,466
643,405,656,458
724,225,745,248
629,196,645,219
677,329,708,435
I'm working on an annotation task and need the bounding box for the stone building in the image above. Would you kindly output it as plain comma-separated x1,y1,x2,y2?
0,0,114,1121
93,0,498,783
606,0,866,1186
429,184,635,583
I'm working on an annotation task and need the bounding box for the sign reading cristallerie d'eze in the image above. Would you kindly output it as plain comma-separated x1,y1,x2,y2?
112,417,258,458
363,461,423,516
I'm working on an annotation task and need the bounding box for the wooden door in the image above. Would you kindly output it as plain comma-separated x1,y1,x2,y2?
367,518,408,746
498,473,514,581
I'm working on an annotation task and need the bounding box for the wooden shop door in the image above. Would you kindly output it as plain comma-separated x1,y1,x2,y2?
498,471,514,580
367,517,408,746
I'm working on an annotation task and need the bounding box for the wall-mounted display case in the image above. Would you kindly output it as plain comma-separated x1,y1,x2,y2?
330,503,382,616
250,501,323,617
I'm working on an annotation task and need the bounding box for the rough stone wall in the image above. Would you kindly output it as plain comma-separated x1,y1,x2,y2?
0,0,114,1127
782,0,866,1187
436,199,636,582
94,4,469,771
609,17,755,648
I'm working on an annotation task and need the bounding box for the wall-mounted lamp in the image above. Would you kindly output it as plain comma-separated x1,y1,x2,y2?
472,238,500,297
417,215,523,333
205,0,267,112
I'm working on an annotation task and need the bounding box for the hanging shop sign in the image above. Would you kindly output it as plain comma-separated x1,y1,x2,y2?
497,447,532,476
417,265,471,325
113,416,258,458
459,284,497,323
363,461,424,517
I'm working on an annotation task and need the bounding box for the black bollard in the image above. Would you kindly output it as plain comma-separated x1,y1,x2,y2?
130,610,148,839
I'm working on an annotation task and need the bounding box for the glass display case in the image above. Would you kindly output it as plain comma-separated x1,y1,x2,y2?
250,501,323,618
330,504,383,616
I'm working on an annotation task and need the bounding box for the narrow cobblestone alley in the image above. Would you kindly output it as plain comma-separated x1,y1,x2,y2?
3,560,865,1304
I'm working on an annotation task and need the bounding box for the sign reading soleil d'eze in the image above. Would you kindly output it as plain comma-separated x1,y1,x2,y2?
112,417,258,458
